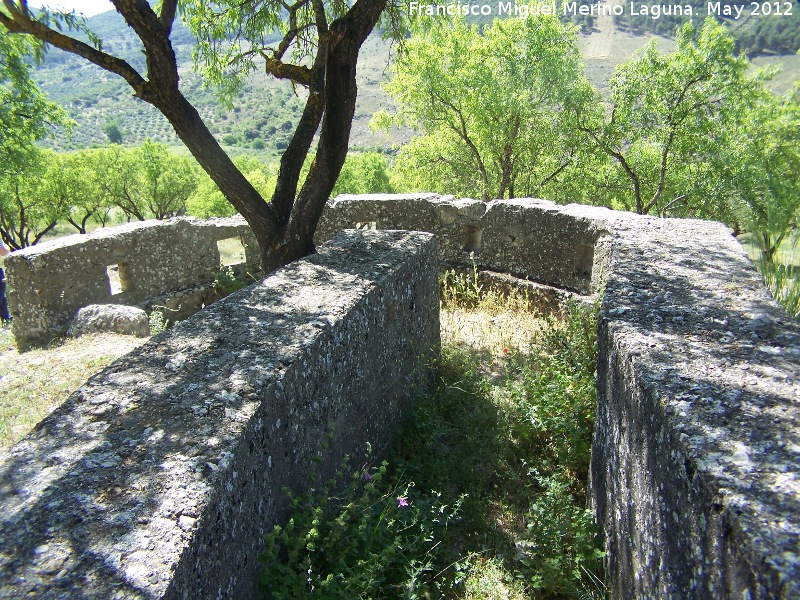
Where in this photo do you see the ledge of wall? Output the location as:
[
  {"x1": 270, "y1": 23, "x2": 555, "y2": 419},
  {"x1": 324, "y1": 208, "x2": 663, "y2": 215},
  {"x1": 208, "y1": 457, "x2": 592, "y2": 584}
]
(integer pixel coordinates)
[
  {"x1": 0, "y1": 229, "x2": 439, "y2": 599},
  {"x1": 5, "y1": 217, "x2": 259, "y2": 349},
  {"x1": 590, "y1": 216, "x2": 800, "y2": 598},
  {"x1": 319, "y1": 195, "x2": 800, "y2": 598}
]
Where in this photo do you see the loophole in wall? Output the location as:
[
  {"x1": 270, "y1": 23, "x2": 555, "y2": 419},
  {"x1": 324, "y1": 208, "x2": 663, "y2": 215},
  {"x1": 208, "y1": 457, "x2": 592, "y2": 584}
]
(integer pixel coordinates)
[
  {"x1": 463, "y1": 225, "x2": 483, "y2": 253},
  {"x1": 217, "y1": 237, "x2": 247, "y2": 267},
  {"x1": 106, "y1": 262, "x2": 133, "y2": 296}
]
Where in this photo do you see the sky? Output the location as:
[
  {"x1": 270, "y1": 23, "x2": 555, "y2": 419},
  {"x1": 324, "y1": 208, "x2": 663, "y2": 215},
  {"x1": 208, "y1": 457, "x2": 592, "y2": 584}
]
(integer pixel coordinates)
[{"x1": 29, "y1": 0, "x2": 115, "y2": 17}]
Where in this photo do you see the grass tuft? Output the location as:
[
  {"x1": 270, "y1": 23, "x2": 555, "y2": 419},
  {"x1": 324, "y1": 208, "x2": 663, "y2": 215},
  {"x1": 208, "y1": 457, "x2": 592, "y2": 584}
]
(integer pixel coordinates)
[{"x1": 260, "y1": 280, "x2": 605, "y2": 598}]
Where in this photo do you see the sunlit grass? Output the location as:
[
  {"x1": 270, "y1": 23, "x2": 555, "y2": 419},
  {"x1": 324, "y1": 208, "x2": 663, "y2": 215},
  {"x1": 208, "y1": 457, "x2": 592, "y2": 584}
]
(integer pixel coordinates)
[{"x1": 0, "y1": 331, "x2": 146, "y2": 453}]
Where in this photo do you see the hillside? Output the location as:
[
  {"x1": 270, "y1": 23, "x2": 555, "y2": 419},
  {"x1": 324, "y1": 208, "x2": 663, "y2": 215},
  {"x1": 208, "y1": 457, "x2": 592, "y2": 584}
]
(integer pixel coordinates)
[
  {"x1": 34, "y1": 11, "x2": 406, "y2": 155},
  {"x1": 33, "y1": 8, "x2": 798, "y2": 156}
]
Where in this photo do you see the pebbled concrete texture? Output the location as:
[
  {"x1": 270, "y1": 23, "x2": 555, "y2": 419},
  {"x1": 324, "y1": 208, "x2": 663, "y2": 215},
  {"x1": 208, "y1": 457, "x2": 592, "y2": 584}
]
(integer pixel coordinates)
[
  {"x1": 0, "y1": 229, "x2": 439, "y2": 599},
  {"x1": 1, "y1": 194, "x2": 798, "y2": 598},
  {"x1": 5, "y1": 217, "x2": 258, "y2": 349},
  {"x1": 316, "y1": 194, "x2": 612, "y2": 296},
  {"x1": 590, "y1": 215, "x2": 800, "y2": 599}
]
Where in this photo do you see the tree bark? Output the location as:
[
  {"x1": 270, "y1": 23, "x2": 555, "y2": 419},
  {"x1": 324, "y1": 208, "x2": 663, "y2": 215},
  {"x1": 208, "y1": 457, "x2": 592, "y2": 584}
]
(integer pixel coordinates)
[
  {"x1": 0, "y1": 0, "x2": 386, "y2": 274},
  {"x1": 263, "y1": 0, "x2": 387, "y2": 271}
]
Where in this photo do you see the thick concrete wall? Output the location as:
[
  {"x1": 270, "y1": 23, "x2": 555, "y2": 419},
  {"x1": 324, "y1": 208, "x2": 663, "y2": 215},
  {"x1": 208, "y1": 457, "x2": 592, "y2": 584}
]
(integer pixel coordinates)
[
  {"x1": 5, "y1": 217, "x2": 258, "y2": 348},
  {"x1": 316, "y1": 194, "x2": 610, "y2": 296},
  {"x1": 0, "y1": 229, "x2": 439, "y2": 599},
  {"x1": 590, "y1": 216, "x2": 800, "y2": 598},
  {"x1": 318, "y1": 195, "x2": 800, "y2": 598}
]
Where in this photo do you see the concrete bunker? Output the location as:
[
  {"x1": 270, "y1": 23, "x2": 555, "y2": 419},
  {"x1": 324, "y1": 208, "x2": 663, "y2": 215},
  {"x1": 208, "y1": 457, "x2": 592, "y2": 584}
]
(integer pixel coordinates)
[
  {"x1": 0, "y1": 196, "x2": 798, "y2": 597},
  {"x1": 4, "y1": 217, "x2": 260, "y2": 349}
]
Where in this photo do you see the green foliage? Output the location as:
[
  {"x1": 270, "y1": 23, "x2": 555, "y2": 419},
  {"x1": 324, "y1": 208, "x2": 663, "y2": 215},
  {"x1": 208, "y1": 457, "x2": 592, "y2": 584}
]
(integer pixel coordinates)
[
  {"x1": 439, "y1": 256, "x2": 483, "y2": 310},
  {"x1": 510, "y1": 302, "x2": 598, "y2": 478},
  {"x1": 148, "y1": 310, "x2": 169, "y2": 336},
  {"x1": 85, "y1": 141, "x2": 200, "y2": 221},
  {"x1": 187, "y1": 155, "x2": 276, "y2": 218},
  {"x1": 378, "y1": 13, "x2": 594, "y2": 201},
  {"x1": 0, "y1": 149, "x2": 70, "y2": 248},
  {"x1": 212, "y1": 265, "x2": 250, "y2": 297},
  {"x1": 103, "y1": 121, "x2": 123, "y2": 144},
  {"x1": 518, "y1": 470, "x2": 605, "y2": 595},
  {"x1": 0, "y1": 35, "x2": 73, "y2": 247},
  {"x1": 260, "y1": 294, "x2": 605, "y2": 598},
  {"x1": 578, "y1": 19, "x2": 761, "y2": 218},
  {"x1": 759, "y1": 258, "x2": 800, "y2": 320},
  {"x1": 259, "y1": 457, "x2": 462, "y2": 598},
  {"x1": 0, "y1": 34, "x2": 71, "y2": 175},
  {"x1": 725, "y1": 88, "x2": 800, "y2": 260},
  {"x1": 331, "y1": 152, "x2": 394, "y2": 197},
  {"x1": 737, "y1": 7, "x2": 800, "y2": 56}
]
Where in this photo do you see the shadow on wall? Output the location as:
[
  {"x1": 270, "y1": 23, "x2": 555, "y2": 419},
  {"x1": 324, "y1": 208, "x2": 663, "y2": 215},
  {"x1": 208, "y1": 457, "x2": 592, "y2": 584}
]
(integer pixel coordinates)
[{"x1": 0, "y1": 230, "x2": 439, "y2": 599}]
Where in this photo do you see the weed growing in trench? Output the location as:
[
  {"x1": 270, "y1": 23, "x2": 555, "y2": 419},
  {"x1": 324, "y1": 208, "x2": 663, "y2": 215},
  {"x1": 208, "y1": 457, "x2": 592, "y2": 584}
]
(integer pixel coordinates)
[
  {"x1": 259, "y1": 290, "x2": 605, "y2": 598},
  {"x1": 258, "y1": 457, "x2": 464, "y2": 599}
]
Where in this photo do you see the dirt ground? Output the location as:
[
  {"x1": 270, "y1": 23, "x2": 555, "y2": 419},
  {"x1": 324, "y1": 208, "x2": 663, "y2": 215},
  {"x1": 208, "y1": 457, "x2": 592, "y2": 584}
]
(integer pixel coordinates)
[{"x1": 0, "y1": 330, "x2": 147, "y2": 453}]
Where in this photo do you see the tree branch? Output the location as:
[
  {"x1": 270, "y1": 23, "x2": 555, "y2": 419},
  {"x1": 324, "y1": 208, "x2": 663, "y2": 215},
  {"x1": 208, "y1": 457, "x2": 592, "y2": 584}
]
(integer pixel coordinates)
[{"x1": 0, "y1": 4, "x2": 147, "y2": 94}]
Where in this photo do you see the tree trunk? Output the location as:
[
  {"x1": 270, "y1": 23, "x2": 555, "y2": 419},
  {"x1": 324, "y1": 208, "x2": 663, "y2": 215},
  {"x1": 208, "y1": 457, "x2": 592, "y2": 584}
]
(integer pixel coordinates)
[
  {"x1": 0, "y1": 0, "x2": 386, "y2": 274},
  {"x1": 264, "y1": 0, "x2": 387, "y2": 272}
]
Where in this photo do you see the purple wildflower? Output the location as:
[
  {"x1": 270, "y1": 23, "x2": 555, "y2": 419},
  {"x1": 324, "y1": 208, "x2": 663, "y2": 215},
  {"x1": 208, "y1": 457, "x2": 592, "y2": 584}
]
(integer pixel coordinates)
[{"x1": 397, "y1": 496, "x2": 409, "y2": 507}]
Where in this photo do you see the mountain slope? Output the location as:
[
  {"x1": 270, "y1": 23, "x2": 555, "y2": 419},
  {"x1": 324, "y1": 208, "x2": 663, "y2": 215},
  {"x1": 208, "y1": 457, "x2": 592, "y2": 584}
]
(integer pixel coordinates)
[
  {"x1": 34, "y1": 11, "x2": 405, "y2": 155},
  {"x1": 33, "y1": 9, "x2": 798, "y2": 156}
]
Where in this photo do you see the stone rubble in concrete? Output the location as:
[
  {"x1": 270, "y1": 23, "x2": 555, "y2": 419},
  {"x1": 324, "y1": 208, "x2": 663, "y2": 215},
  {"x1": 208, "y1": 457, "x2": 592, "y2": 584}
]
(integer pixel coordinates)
[{"x1": 0, "y1": 229, "x2": 439, "y2": 600}]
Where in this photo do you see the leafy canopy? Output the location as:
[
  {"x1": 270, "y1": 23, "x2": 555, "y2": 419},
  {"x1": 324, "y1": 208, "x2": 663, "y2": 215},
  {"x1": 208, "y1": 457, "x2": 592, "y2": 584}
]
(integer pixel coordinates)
[
  {"x1": 578, "y1": 19, "x2": 762, "y2": 217},
  {"x1": 376, "y1": 12, "x2": 593, "y2": 201}
]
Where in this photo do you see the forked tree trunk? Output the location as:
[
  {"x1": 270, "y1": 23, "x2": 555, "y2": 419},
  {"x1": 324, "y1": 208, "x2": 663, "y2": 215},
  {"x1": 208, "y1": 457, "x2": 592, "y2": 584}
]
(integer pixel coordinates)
[{"x1": 0, "y1": 0, "x2": 386, "y2": 274}]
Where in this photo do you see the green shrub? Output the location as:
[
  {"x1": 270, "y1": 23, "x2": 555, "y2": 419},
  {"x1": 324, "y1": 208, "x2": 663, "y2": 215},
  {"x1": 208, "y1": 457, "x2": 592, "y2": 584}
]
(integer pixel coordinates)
[
  {"x1": 257, "y1": 295, "x2": 605, "y2": 599},
  {"x1": 213, "y1": 265, "x2": 248, "y2": 297},
  {"x1": 758, "y1": 257, "x2": 800, "y2": 320},
  {"x1": 259, "y1": 456, "x2": 463, "y2": 599},
  {"x1": 148, "y1": 310, "x2": 168, "y2": 335},
  {"x1": 440, "y1": 254, "x2": 482, "y2": 309}
]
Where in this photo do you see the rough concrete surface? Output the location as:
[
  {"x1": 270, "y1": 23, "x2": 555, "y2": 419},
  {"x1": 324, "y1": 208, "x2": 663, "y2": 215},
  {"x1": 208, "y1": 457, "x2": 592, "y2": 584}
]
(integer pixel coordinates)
[
  {"x1": 5, "y1": 217, "x2": 258, "y2": 349},
  {"x1": 0, "y1": 229, "x2": 439, "y2": 599},
  {"x1": 316, "y1": 194, "x2": 612, "y2": 295},
  {"x1": 1, "y1": 194, "x2": 798, "y2": 598},
  {"x1": 68, "y1": 305, "x2": 150, "y2": 338},
  {"x1": 590, "y1": 215, "x2": 800, "y2": 599},
  {"x1": 319, "y1": 195, "x2": 800, "y2": 598}
]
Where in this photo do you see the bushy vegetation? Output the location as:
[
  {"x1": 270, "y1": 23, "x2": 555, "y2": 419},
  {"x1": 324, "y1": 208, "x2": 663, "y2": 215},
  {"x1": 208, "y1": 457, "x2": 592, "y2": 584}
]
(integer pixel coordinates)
[
  {"x1": 0, "y1": 141, "x2": 199, "y2": 247},
  {"x1": 259, "y1": 282, "x2": 605, "y2": 598}
]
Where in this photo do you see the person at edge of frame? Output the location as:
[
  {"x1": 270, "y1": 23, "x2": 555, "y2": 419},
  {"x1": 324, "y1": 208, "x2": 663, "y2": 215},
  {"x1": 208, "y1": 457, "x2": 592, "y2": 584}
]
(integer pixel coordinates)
[{"x1": 0, "y1": 239, "x2": 11, "y2": 326}]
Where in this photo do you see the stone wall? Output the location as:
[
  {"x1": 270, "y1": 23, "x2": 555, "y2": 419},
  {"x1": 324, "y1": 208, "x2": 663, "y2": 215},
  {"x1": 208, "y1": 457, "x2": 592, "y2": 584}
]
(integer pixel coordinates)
[
  {"x1": 318, "y1": 194, "x2": 800, "y2": 598},
  {"x1": 0, "y1": 229, "x2": 439, "y2": 599},
  {"x1": 2, "y1": 194, "x2": 798, "y2": 597},
  {"x1": 5, "y1": 217, "x2": 259, "y2": 349},
  {"x1": 316, "y1": 194, "x2": 610, "y2": 297},
  {"x1": 590, "y1": 216, "x2": 800, "y2": 598}
]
